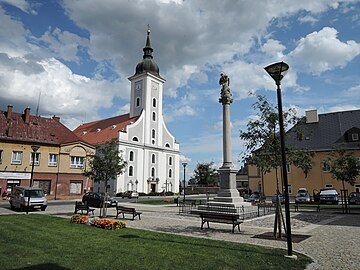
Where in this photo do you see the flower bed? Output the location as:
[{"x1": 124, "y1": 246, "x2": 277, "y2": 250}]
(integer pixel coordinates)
[{"x1": 70, "y1": 214, "x2": 126, "y2": 230}]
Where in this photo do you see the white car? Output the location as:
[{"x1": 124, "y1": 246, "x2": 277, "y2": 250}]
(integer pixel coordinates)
[{"x1": 9, "y1": 186, "x2": 47, "y2": 211}]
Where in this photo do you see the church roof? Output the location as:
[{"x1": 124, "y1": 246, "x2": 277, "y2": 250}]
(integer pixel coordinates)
[
  {"x1": 73, "y1": 113, "x2": 139, "y2": 145},
  {"x1": 133, "y1": 27, "x2": 161, "y2": 78},
  {"x1": 0, "y1": 105, "x2": 82, "y2": 145}
]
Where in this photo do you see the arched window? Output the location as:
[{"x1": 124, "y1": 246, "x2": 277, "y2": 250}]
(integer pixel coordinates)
[
  {"x1": 129, "y1": 151, "x2": 134, "y2": 162},
  {"x1": 152, "y1": 129, "x2": 156, "y2": 139},
  {"x1": 152, "y1": 98, "x2": 157, "y2": 107},
  {"x1": 129, "y1": 165, "x2": 134, "y2": 177},
  {"x1": 152, "y1": 112, "x2": 156, "y2": 121},
  {"x1": 151, "y1": 167, "x2": 155, "y2": 177},
  {"x1": 169, "y1": 156, "x2": 172, "y2": 165},
  {"x1": 151, "y1": 154, "x2": 156, "y2": 163},
  {"x1": 136, "y1": 97, "x2": 140, "y2": 107},
  {"x1": 165, "y1": 143, "x2": 170, "y2": 148},
  {"x1": 168, "y1": 169, "x2": 172, "y2": 178},
  {"x1": 132, "y1": 137, "x2": 139, "y2": 142}
]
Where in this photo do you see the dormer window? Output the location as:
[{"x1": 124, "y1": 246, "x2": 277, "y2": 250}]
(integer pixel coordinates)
[{"x1": 352, "y1": 133, "x2": 359, "y2": 141}]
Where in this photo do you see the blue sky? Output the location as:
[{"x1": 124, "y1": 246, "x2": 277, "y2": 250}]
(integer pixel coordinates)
[{"x1": 1, "y1": 0, "x2": 359, "y2": 179}]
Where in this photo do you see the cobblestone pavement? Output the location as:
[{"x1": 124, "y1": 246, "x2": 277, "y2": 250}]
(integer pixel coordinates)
[
  {"x1": 1, "y1": 201, "x2": 359, "y2": 269},
  {"x1": 104, "y1": 203, "x2": 360, "y2": 270}
]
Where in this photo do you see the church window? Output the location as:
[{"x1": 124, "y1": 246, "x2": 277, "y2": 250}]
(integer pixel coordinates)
[
  {"x1": 132, "y1": 137, "x2": 139, "y2": 142},
  {"x1": 152, "y1": 129, "x2": 156, "y2": 139},
  {"x1": 169, "y1": 156, "x2": 172, "y2": 165},
  {"x1": 165, "y1": 143, "x2": 170, "y2": 148},
  {"x1": 129, "y1": 166, "x2": 134, "y2": 177},
  {"x1": 129, "y1": 151, "x2": 134, "y2": 162},
  {"x1": 151, "y1": 167, "x2": 155, "y2": 177},
  {"x1": 168, "y1": 169, "x2": 172, "y2": 178},
  {"x1": 151, "y1": 154, "x2": 156, "y2": 163},
  {"x1": 152, "y1": 112, "x2": 156, "y2": 121},
  {"x1": 136, "y1": 97, "x2": 140, "y2": 107},
  {"x1": 152, "y1": 98, "x2": 157, "y2": 107}
]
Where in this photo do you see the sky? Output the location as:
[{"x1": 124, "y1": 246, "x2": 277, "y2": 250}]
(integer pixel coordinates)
[{"x1": 0, "y1": 0, "x2": 360, "y2": 179}]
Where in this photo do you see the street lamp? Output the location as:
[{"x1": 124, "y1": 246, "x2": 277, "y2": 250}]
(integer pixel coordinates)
[
  {"x1": 27, "y1": 145, "x2": 40, "y2": 214},
  {"x1": 264, "y1": 61, "x2": 294, "y2": 258},
  {"x1": 182, "y1": 162, "x2": 187, "y2": 202}
]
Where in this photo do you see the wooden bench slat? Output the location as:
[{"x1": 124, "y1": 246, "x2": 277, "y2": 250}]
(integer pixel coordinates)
[
  {"x1": 199, "y1": 212, "x2": 243, "y2": 233},
  {"x1": 74, "y1": 201, "x2": 95, "y2": 215},
  {"x1": 116, "y1": 205, "x2": 142, "y2": 220}
]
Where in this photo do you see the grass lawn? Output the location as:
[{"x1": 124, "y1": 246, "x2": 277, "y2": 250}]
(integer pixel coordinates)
[
  {"x1": 137, "y1": 199, "x2": 175, "y2": 205},
  {"x1": 0, "y1": 215, "x2": 312, "y2": 270}
]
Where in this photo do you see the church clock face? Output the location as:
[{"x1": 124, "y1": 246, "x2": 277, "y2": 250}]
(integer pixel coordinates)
[
  {"x1": 135, "y1": 81, "x2": 142, "y2": 91},
  {"x1": 151, "y1": 81, "x2": 159, "y2": 91}
]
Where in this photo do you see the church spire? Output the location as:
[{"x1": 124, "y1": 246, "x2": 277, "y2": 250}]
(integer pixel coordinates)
[
  {"x1": 143, "y1": 24, "x2": 153, "y2": 59},
  {"x1": 134, "y1": 25, "x2": 160, "y2": 77}
]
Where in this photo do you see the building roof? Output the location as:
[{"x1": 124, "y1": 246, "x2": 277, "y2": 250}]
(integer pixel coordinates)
[
  {"x1": 0, "y1": 106, "x2": 82, "y2": 145},
  {"x1": 287, "y1": 109, "x2": 360, "y2": 151},
  {"x1": 73, "y1": 113, "x2": 139, "y2": 145}
]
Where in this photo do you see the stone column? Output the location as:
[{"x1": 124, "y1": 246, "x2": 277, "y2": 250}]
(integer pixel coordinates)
[{"x1": 213, "y1": 73, "x2": 247, "y2": 206}]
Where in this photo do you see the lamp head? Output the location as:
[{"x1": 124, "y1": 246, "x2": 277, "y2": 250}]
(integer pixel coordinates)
[{"x1": 264, "y1": 61, "x2": 289, "y2": 84}]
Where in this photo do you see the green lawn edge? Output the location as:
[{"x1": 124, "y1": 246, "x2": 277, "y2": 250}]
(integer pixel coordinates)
[{"x1": 0, "y1": 214, "x2": 312, "y2": 270}]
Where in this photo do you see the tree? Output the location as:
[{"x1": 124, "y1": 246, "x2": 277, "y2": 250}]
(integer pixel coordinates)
[
  {"x1": 189, "y1": 162, "x2": 219, "y2": 186},
  {"x1": 240, "y1": 95, "x2": 314, "y2": 192},
  {"x1": 84, "y1": 139, "x2": 127, "y2": 216},
  {"x1": 324, "y1": 147, "x2": 360, "y2": 213},
  {"x1": 240, "y1": 95, "x2": 314, "y2": 238}
]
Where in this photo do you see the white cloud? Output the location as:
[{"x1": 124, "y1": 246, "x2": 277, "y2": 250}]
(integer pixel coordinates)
[
  {"x1": 40, "y1": 27, "x2": 89, "y2": 63},
  {"x1": 298, "y1": 15, "x2": 319, "y2": 24},
  {"x1": 288, "y1": 27, "x2": 360, "y2": 74},
  {"x1": 261, "y1": 39, "x2": 286, "y2": 59},
  {"x1": 0, "y1": 0, "x2": 36, "y2": 14}
]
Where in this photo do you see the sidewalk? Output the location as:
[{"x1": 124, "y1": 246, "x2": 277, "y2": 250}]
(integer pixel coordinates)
[{"x1": 105, "y1": 203, "x2": 360, "y2": 270}]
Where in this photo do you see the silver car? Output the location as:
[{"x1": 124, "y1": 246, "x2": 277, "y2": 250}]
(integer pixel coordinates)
[
  {"x1": 295, "y1": 191, "x2": 311, "y2": 203},
  {"x1": 9, "y1": 186, "x2": 47, "y2": 211}
]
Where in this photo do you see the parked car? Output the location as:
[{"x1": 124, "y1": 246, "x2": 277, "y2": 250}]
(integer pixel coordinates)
[
  {"x1": 295, "y1": 190, "x2": 311, "y2": 203},
  {"x1": 82, "y1": 192, "x2": 118, "y2": 208},
  {"x1": 348, "y1": 192, "x2": 360, "y2": 205},
  {"x1": 120, "y1": 191, "x2": 139, "y2": 199},
  {"x1": 272, "y1": 193, "x2": 284, "y2": 204},
  {"x1": 9, "y1": 186, "x2": 47, "y2": 211},
  {"x1": 244, "y1": 192, "x2": 266, "y2": 203},
  {"x1": 318, "y1": 189, "x2": 339, "y2": 205}
]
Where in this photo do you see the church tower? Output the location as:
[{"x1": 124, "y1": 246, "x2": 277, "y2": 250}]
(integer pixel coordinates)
[
  {"x1": 74, "y1": 28, "x2": 180, "y2": 195},
  {"x1": 118, "y1": 28, "x2": 180, "y2": 194}
]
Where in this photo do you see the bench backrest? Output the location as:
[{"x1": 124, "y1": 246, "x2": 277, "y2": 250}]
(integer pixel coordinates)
[
  {"x1": 116, "y1": 206, "x2": 135, "y2": 212},
  {"x1": 200, "y1": 212, "x2": 239, "y2": 220}
]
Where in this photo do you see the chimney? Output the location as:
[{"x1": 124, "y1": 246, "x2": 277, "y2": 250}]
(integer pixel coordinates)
[
  {"x1": 23, "y1": 107, "x2": 31, "y2": 124},
  {"x1": 52, "y1": 115, "x2": 60, "y2": 122},
  {"x1": 305, "y1": 109, "x2": 318, "y2": 124},
  {"x1": 6, "y1": 104, "x2": 13, "y2": 120}
]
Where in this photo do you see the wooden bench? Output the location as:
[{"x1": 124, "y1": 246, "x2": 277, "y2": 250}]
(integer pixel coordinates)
[
  {"x1": 294, "y1": 202, "x2": 320, "y2": 212},
  {"x1": 199, "y1": 212, "x2": 243, "y2": 233},
  {"x1": 116, "y1": 205, "x2": 142, "y2": 220},
  {"x1": 74, "y1": 201, "x2": 95, "y2": 215}
]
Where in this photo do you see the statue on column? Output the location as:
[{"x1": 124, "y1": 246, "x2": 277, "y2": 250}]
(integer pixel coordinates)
[{"x1": 219, "y1": 72, "x2": 232, "y2": 104}]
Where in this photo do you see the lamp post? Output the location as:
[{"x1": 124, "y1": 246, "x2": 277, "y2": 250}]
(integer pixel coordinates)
[
  {"x1": 27, "y1": 145, "x2": 40, "y2": 214},
  {"x1": 182, "y1": 162, "x2": 187, "y2": 203},
  {"x1": 264, "y1": 61, "x2": 293, "y2": 257}
]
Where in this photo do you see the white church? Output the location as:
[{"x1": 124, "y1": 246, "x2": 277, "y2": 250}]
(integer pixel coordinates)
[{"x1": 74, "y1": 29, "x2": 180, "y2": 195}]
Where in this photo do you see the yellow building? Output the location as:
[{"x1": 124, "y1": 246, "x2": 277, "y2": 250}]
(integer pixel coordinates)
[
  {"x1": 248, "y1": 110, "x2": 360, "y2": 197},
  {"x1": 0, "y1": 105, "x2": 95, "y2": 199}
]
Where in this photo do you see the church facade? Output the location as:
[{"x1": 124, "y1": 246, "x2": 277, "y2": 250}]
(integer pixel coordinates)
[{"x1": 74, "y1": 29, "x2": 180, "y2": 195}]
